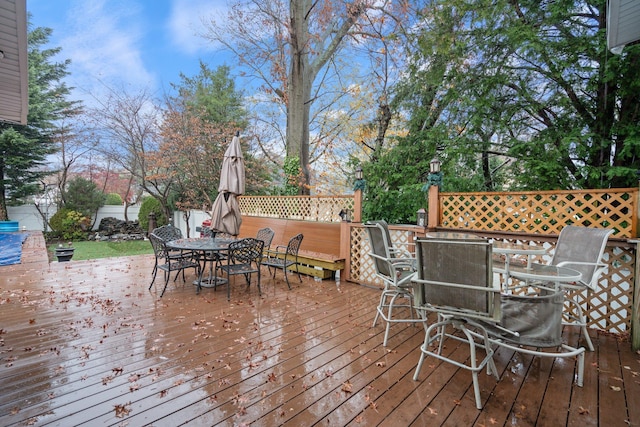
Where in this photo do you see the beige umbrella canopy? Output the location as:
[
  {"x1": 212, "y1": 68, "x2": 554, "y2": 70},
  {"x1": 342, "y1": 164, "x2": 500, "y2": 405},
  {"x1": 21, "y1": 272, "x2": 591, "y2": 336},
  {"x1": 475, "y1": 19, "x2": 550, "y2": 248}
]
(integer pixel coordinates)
[{"x1": 210, "y1": 133, "x2": 245, "y2": 236}]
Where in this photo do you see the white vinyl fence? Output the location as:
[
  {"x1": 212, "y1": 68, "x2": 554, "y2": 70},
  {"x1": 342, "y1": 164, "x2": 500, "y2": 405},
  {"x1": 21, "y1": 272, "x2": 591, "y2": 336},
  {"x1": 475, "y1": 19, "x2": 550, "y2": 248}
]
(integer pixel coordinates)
[
  {"x1": 8, "y1": 205, "x2": 142, "y2": 232},
  {"x1": 7, "y1": 204, "x2": 209, "y2": 237}
]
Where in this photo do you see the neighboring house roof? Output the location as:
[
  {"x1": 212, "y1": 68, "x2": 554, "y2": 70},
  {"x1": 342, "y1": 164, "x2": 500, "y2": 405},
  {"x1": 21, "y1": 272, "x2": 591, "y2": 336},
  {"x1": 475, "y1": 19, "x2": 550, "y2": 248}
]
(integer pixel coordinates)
[
  {"x1": 0, "y1": 0, "x2": 28, "y2": 125},
  {"x1": 608, "y1": 0, "x2": 640, "y2": 53}
]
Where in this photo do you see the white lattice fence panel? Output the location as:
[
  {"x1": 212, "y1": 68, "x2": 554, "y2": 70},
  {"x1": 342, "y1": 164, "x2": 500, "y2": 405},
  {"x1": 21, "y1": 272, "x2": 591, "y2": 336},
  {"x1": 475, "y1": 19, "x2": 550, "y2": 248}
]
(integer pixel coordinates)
[
  {"x1": 349, "y1": 226, "x2": 380, "y2": 286},
  {"x1": 239, "y1": 196, "x2": 354, "y2": 222},
  {"x1": 439, "y1": 188, "x2": 637, "y2": 237}
]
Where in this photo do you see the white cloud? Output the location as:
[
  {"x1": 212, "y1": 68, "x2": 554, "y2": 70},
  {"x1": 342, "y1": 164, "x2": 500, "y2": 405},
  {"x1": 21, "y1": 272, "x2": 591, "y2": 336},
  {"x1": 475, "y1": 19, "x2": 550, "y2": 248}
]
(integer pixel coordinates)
[
  {"x1": 60, "y1": 0, "x2": 156, "y2": 96},
  {"x1": 167, "y1": 0, "x2": 226, "y2": 54}
]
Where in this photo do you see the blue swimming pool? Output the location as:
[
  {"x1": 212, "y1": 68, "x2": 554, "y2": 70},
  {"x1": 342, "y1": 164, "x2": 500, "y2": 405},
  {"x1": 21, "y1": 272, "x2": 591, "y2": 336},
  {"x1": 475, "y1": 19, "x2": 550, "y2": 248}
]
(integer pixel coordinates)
[{"x1": 0, "y1": 232, "x2": 29, "y2": 266}]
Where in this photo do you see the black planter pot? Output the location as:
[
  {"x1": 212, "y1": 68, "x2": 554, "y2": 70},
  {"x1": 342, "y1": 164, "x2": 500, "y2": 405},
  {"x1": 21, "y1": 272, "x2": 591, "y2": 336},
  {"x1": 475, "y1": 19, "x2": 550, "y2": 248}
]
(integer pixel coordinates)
[{"x1": 55, "y1": 247, "x2": 75, "y2": 262}]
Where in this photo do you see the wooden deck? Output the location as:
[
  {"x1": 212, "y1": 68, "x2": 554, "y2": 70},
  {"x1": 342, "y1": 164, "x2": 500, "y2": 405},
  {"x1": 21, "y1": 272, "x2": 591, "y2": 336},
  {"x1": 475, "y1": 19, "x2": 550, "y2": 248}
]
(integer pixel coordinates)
[{"x1": 1, "y1": 232, "x2": 639, "y2": 426}]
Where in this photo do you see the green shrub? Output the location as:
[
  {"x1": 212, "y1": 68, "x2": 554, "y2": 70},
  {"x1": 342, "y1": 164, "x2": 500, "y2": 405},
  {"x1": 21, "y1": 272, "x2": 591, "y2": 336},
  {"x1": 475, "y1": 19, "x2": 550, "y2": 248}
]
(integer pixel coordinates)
[
  {"x1": 49, "y1": 208, "x2": 71, "y2": 238},
  {"x1": 50, "y1": 208, "x2": 90, "y2": 240},
  {"x1": 105, "y1": 193, "x2": 123, "y2": 205},
  {"x1": 138, "y1": 197, "x2": 167, "y2": 231},
  {"x1": 63, "y1": 177, "x2": 106, "y2": 217}
]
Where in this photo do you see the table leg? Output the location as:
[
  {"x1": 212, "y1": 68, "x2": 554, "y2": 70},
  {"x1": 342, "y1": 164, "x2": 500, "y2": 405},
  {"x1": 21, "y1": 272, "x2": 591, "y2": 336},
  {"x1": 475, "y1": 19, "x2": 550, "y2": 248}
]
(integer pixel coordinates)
[{"x1": 194, "y1": 252, "x2": 228, "y2": 292}]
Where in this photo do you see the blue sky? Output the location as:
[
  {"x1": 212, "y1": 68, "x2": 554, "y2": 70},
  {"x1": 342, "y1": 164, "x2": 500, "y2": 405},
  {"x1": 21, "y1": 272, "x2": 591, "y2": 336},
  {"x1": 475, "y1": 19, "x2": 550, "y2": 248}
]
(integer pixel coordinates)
[{"x1": 27, "y1": 0, "x2": 232, "y2": 101}]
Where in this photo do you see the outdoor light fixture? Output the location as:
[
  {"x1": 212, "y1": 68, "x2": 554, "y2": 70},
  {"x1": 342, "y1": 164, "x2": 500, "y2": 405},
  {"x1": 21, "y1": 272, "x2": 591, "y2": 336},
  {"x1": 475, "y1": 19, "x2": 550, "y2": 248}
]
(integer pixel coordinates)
[
  {"x1": 429, "y1": 157, "x2": 441, "y2": 174},
  {"x1": 353, "y1": 165, "x2": 366, "y2": 192},
  {"x1": 0, "y1": 50, "x2": 4, "y2": 60},
  {"x1": 423, "y1": 156, "x2": 443, "y2": 191},
  {"x1": 417, "y1": 208, "x2": 427, "y2": 227}
]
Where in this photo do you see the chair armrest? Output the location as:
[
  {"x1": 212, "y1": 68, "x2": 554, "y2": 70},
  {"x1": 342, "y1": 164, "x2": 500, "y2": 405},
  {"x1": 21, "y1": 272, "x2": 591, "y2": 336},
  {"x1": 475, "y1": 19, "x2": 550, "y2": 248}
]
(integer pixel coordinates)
[
  {"x1": 266, "y1": 245, "x2": 287, "y2": 255},
  {"x1": 369, "y1": 252, "x2": 415, "y2": 271},
  {"x1": 555, "y1": 261, "x2": 607, "y2": 290},
  {"x1": 555, "y1": 261, "x2": 606, "y2": 268}
]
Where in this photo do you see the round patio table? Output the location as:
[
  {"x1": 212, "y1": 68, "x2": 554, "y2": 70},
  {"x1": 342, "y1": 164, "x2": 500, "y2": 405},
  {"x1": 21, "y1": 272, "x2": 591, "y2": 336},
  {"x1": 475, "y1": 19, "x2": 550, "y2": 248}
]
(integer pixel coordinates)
[
  {"x1": 166, "y1": 237, "x2": 238, "y2": 293},
  {"x1": 492, "y1": 241, "x2": 548, "y2": 290},
  {"x1": 504, "y1": 262, "x2": 582, "y2": 292}
]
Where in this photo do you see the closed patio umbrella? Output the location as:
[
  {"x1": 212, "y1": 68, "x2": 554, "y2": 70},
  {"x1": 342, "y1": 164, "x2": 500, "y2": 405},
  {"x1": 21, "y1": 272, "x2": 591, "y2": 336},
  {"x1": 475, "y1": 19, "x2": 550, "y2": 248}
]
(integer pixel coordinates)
[{"x1": 210, "y1": 133, "x2": 245, "y2": 236}]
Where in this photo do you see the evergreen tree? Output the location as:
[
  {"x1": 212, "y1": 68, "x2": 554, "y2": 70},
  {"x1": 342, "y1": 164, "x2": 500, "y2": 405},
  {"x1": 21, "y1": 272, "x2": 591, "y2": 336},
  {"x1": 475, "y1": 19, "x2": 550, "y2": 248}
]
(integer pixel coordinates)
[{"x1": 0, "y1": 23, "x2": 80, "y2": 220}]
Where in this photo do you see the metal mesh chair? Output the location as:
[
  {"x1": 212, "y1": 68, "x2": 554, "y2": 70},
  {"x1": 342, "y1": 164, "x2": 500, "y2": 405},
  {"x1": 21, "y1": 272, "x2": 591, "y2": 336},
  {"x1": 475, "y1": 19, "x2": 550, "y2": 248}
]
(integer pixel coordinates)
[
  {"x1": 256, "y1": 227, "x2": 275, "y2": 251},
  {"x1": 218, "y1": 237, "x2": 264, "y2": 300},
  {"x1": 262, "y1": 233, "x2": 303, "y2": 289},
  {"x1": 149, "y1": 225, "x2": 196, "y2": 283},
  {"x1": 148, "y1": 232, "x2": 201, "y2": 297}
]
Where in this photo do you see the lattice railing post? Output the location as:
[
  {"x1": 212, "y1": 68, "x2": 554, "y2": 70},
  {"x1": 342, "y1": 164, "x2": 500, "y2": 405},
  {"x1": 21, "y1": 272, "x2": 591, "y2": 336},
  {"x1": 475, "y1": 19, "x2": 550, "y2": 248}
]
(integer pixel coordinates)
[{"x1": 429, "y1": 184, "x2": 439, "y2": 228}]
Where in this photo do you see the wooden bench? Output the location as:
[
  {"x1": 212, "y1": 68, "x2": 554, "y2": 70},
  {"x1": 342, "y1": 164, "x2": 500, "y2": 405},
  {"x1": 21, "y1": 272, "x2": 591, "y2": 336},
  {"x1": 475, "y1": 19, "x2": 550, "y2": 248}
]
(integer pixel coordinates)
[{"x1": 238, "y1": 216, "x2": 345, "y2": 279}]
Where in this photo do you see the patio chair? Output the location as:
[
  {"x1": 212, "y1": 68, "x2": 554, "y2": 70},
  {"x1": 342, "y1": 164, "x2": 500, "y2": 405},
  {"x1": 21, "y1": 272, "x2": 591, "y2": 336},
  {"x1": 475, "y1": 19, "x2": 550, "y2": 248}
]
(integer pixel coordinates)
[
  {"x1": 152, "y1": 224, "x2": 183, "y2": 242},
  {"x1": 218, "y1": 237, "x2": 264, "y2": 300},
  {"x1": 262, "y1": 233, "x2": 304, "y2": 289},
  {"x1": 366, "y1": 220, "x2": 413, "y2": 259},
  {"x1": 256, "y1": 227, "x2": 275, "y2": 251},
  {"x1": 150, "y1": 224, "x2": 196, "y2": 281},
  {"x1": 547, "y1": 225, "x2": 614, "y2": 351},
  {"x1": 411, "y1": 238, "x2": 501, "y2": 409},
  {"x1": 148, "y1": 232, "x2": 201, "y2": 297},
  {"x1": 365, "y1": 222, "x2": 417, "y2": 347},
  {"x1": 412, "y1": 238, "x2": 585, "y2": 409}
]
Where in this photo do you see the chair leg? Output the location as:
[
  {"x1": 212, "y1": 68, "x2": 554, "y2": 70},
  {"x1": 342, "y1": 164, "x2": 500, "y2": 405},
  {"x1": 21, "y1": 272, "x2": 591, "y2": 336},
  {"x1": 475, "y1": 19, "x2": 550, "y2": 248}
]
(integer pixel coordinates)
[
  {"x1": 575, "y1": 306, "x2": 595, "y2": 351},
  {"x1": 256, "y1": 270, "x2": 262, "y2": 295},
  {"x1": 564, "y1": 295, "x2": 595, "y2": 351},
  {"x1": 383, "y1": 292, "x2": 402, "y2": 347},
  {"x1": 149, "y1": 267, "x2": 159, "y2": 290},
  {"x1": 372, "y1": 291, "x2": 386, "y2": 327},
  {"x1": 283, "y1": 267, "x2": 292, "y2": 290},
  {"x1": 160, "y1": 271, "x2": 170, "y2": 297}
]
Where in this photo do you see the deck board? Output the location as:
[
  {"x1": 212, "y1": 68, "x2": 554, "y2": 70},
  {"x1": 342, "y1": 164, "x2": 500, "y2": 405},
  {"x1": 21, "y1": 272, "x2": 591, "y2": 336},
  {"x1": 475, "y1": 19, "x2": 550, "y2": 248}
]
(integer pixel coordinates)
[{"x1": 0, "y1": 232, "x2": 639, "y2": 426}]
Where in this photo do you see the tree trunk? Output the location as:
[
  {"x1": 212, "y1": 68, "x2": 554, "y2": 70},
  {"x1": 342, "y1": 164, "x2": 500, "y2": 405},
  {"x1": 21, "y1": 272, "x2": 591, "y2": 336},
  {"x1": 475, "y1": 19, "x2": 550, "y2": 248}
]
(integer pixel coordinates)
[{"x1": 287, "y1": 0, "x2": 312, "y2": 194}]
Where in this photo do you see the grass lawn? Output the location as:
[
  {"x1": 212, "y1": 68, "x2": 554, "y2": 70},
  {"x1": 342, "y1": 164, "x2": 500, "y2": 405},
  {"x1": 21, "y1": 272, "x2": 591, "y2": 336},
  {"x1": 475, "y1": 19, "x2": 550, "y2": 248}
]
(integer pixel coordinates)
[{"x1": 48, "y1": 239, "x2": 154, "y2": 261}]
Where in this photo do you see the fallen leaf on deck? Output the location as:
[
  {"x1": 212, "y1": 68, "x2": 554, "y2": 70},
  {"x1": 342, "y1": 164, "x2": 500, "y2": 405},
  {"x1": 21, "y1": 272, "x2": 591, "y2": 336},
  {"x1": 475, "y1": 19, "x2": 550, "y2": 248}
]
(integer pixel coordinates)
[{"x1": 114, "y1": 402, "x2": 131, "y2": 418}]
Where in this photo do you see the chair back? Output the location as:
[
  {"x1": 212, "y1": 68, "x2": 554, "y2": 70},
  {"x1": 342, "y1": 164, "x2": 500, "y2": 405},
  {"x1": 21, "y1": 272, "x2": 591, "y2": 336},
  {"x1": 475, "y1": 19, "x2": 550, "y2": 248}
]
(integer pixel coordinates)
[
  {"x1": 256, "y1": 227, "x2": 275, "y2": 250},
  {"x1": 152, "y1": 224, "x2": 183, "y2": 242},
  {"x1": 366, "y1": 220, "x2": 406, "y2": 259},
  {"x1": 414, "y1": 238, "x2": 500, "y2": 322},
  {"x1": 551, "y1": 225, "x2": 613, "y2": 289},
  {"x1": 498, "y1": 290, "x2": 564, "y2": 347},
  {"x1": 228, "y1": 238, "x2": 264, "y2": 265},
  {"x1": 149, "y1": 232, "x2": 169, "y2": 260},
  {"x1": 365, "y1": 222, "x2": 394, "y2": 279},
  {"x1": 286, "y1": 233, "x2": 304, "y2": 259}
]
